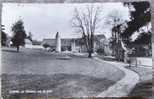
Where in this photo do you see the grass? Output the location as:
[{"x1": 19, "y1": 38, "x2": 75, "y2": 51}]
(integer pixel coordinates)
[
  {"x1": 2, "y1": 47, "x2": 125, "y2": 98},
  {"x1": 2, "y1": 73, "x2": 115, "y2": 98}
]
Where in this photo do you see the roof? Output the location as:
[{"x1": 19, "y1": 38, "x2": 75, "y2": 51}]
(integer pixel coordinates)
[
  {"x1": 42, "y1": 39, "x2": 55, "y2": 46},
  {"x1": 32, "y1": 40, "x2": 42, "y2": 45},
  {"x1": 42, "y1": 38, "x2": 72, "y2": 47},
  {"x1": 42, "y1": 34, "x2": 106, "y2": 47}
]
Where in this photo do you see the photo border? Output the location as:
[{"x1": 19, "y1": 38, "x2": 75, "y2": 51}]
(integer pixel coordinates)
[{"x1": 0, "y1": 0, "x2": 153, "y2": 99}]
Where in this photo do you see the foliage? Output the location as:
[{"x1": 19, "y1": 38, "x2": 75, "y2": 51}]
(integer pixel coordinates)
[
  {"x1": 42, "y1": 43, "x2": 50, "y2": 48},
  {"x1": 96, "y1": 48, "x2": 104, "y2": 55},
  {"x1": 108, "y1": 1, "x2": 151, "y2": 59},
  {"x1": 106, "y1": 10, "x2": 126, "y2": 60},
  {"x1": 122, "y1": 1, "x2": 151, "y2": 45},
  {"x1": 11, "y1": 20, "x2": 27, "y2": 51},
  {"x1": 133, "y1": 31, "x2": 151, "y2": 45}
]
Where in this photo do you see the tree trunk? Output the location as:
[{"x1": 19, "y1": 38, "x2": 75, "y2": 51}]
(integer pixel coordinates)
[
  {"x1": 17, "y1": 46, "x2": 19, "y2": 52},
  {"x1": 91, "y1": 34, "x2": 94, "y2": 53},
  {"x1": 88, "y1": 51, "x2": 92, "y2": 58}
]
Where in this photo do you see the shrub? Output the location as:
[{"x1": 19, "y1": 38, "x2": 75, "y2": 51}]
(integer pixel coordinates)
[
  {"x1": 42, "y1": 43, "x2": 50, "y2": 48},
  {"x1": 96, "y1": 48, "x2": 105, "y2": 55}
]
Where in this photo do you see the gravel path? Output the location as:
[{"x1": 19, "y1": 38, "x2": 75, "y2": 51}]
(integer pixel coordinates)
[
  {"x1": 127, "y1": 66, "x2": 153, "y2": 99},
  {"x1": 95, "y1": 58, "x2": 139, "y2": 97}
]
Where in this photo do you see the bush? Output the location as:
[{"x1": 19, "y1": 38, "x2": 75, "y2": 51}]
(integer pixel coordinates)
[
  {"x1": 42, "y1": 43, "x2": 50, "y2": 48},
  {"x1": 96, "y1": 48, "x2": 104, "y2": 55}
]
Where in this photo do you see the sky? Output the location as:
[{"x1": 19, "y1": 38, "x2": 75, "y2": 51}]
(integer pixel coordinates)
[{"x1": 2, "y1": 3, "x2": 130, "y2": 41}]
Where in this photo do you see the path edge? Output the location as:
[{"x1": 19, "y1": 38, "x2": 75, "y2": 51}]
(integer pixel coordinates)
[{"x1": 94, "y1": 57, "x2": 140, "y2": 97}]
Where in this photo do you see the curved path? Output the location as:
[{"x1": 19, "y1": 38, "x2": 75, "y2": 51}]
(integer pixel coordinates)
[{"x1": 95, "y1": 58, "x2": 140, "y2": 97}]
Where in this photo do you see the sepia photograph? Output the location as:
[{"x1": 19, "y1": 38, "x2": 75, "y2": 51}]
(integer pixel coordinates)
[{"x1": 1, "y1": 1, "x2": 152, "y2": 99}]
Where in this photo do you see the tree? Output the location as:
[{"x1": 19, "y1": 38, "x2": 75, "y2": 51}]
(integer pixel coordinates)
[
  {"x1": 11, "y1": 20, "x2": 27, "y2": 52},
  {"x1": 108, "y1": 1, "x2": 151, "y2": 60},
  {"x1": 122, "y1": 1, "x2": 151, "y2": 46},
  {"x1": 72, "y1": 5, "x2": 102, "y2": 57},
  {"x1": 107, "y1": 1, "x2": 151, "y2": 61},
  {"x1": 105, "y1": 10, "x2": 128, "y2": 61},
  {"x1": 120, "y1": 1, "x2": 151, "y2": 57}
]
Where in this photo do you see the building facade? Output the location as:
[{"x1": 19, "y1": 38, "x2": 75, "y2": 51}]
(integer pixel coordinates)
[{"x1": 42, "y1": 34, "x2": 111, "y2": 55}]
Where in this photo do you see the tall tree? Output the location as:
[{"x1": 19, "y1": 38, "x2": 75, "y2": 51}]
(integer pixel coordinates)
[
  {"x1": 11, "y1": 20, "x2": 27, "y2": 52},
  {"x1": 111, "y1": 1, "x2": 152, "y2": 58},
  {"x1": 72, "y1": 5, "x2": 102, "y2": 57},
  {"x1": 122, "y1": 1, "x2": 151, "y2": 45},
  {"x1": 105, "y1": 10, "x2": 129, "y2": 61}
]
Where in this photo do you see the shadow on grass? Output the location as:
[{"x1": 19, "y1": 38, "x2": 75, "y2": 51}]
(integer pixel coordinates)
[
  {"x1": 129, "y1": 80, "x2": 152, "y2": 99},
  {"x1": 2, "y1": 49, "x2": 19, "y2": 53},
  {"x1": 1, "y1": 73, "x2": 115, "y2": 98}
]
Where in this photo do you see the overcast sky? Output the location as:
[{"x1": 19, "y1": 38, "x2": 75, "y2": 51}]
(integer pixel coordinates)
[{"x1": 2, "y1": 3, "x2": 130, "y2": 41}]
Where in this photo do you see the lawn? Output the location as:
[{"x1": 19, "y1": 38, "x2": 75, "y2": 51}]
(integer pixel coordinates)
[
  {"x1": 2, "y1": 73, "x2": 115, "y2": 98},
  {"x1": 1, "y1": 47, "x2": 125, "y2": 98}
]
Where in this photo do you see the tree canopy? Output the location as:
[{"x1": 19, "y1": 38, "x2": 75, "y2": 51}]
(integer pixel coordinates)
[
  {"x1": 122, "y1": 1, "x2": 151, "y2": 45},
  {"x1": 11, "y1": 19, "x2": 27, "y2": 51}
]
